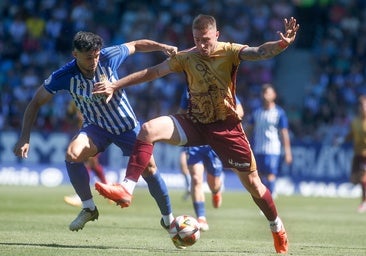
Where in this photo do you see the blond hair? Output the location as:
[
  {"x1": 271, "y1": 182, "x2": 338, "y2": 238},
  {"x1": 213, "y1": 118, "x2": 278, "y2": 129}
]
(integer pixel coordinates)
[{"x1": 192, "y1": 14, "x2": 217, "y2": 31}]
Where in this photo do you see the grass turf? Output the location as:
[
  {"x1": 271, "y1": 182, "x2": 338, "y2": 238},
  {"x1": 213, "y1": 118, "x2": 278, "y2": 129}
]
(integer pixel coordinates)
[{"x1": 0, "y1": 185, "x2": 365, "y2": 256}]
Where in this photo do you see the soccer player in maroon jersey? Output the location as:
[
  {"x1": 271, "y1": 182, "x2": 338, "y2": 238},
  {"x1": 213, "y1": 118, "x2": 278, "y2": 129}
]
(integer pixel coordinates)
[
  {"x1": 93, "y1": 15, "x2": 299, "y2": 253},
  {"x1": 344, "y1": 95, "x2": 366, "y2": 213}
]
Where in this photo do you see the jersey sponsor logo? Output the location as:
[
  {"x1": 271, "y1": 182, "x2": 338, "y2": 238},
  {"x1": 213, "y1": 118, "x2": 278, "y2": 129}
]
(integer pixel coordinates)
[
  {"x1": 77, "y1": 93, "x2": 105, "y2": 104},
  {"x1": 93, "y1": 93, "x2": 106, "y2": 102},
  {"x1": 228, "y1": 158, "x2": 250, "y2": 168}
]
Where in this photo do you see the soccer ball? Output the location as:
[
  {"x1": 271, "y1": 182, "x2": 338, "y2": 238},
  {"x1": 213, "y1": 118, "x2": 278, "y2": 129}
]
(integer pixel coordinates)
[{"x1": 170, "y1": 215, "x2": 200, "y2": 247}]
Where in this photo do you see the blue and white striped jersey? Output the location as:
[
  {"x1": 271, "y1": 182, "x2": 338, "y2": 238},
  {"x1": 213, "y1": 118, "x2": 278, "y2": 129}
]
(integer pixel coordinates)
[
  {"x1": 250, "y1": 105, "x2": 288, "y2": 155},
  {"x1": 44, "y1": 44, "x2": 138, "y2": 135}
]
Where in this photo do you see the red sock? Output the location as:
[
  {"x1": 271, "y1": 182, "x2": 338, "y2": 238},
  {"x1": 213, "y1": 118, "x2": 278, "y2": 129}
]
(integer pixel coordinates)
[
  {"x1": 252, "y1": 188, "x2": 278, "y2": 221},
  {"x1": 125, "y1": 139, "x2": 154, "y2": 182},
  {"x1": 92, "y1": 164, "x2": 107, "y2": 184},
  {"x1": 361, "y1": 181, "x2": 366, "y2": 202}
]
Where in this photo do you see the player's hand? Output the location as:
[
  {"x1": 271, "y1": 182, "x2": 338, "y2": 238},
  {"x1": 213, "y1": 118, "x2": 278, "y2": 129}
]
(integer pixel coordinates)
[
  {"x1": 278, "y1": 17, "x2": 299, "y2": 46},
  {"x1": 285, "y1": 153, "x2": 292, "y2": 165},
  {"x1": 163, "y1": 45, "x2": 178, "y2": 57},
  {"x1": 93, "y1": 80, "x2": 115, "y2": 103},
  {"x1": 13, "y1": 141, "x2": 30, "y2": 159}
]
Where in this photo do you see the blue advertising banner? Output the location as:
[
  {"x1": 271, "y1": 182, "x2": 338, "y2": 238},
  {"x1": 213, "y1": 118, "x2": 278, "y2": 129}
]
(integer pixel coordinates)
[{"x1": 0, "y1": 132, "x2": 360, "y2": 197}]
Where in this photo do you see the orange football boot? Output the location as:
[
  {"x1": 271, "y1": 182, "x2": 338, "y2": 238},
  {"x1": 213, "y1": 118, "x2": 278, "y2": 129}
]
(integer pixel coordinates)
[
  {"x1": 272, "y1": 227, "x2": 289, "y2": 254},
  {"x1": 95, "y1": 182, "x2": 132, "y2": 208},
  {"x1": 212, "y1": 192, "x2": 222, "y2": 208}
]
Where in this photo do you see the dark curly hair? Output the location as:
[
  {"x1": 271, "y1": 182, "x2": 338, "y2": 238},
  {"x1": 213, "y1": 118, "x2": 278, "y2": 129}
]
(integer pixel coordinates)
[{"x1": 72, "y1": 31, "x2": 103, "y2": 52}]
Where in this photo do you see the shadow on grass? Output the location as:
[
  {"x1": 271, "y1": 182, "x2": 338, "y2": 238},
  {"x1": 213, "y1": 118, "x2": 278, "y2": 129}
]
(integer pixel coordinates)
[
  {"x1": 0, "y1": 242, "x2": 254, "y2": 254},
  {"x1": 0, "y1": 242, "x2": 113, "y2": 250},
  {"x1": 3, "y1": 242, "x2": 365, "y2": 255}
]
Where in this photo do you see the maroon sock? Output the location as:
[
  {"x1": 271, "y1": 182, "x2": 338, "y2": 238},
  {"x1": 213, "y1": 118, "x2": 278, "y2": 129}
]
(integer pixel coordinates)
[
  {"x1": 125, "y1": 139, "x2": 154, "y2": 182},
  {"x1": 361, "y1": 181, "x2": 366, "y2": 202},
  {"x1": 92, "y1": 164, "x2": 107, "y2": 184},
  {"x1": 252, "y1": 188, "x2": 278, "y2": 221}
]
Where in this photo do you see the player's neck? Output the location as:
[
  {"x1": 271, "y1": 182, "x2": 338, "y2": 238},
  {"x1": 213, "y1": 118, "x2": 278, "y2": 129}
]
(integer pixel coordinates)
[
  {"x1": 264, "y1": 102, "x2": 275, "y2": 109},
  {"x1": 76, "y1": 63, "x2": 95, "y2": 79}
]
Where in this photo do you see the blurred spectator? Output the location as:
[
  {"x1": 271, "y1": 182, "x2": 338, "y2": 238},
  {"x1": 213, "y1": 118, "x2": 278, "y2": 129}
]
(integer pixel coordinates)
[{"x1": 1, "y1": 0, "x2": 365, "y2": 145}]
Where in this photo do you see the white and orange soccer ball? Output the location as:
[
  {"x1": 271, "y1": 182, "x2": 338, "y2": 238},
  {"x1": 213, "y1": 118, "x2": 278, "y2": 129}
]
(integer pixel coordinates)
[{"x1": 170, "y1": 215, "x2": 201, "y2": 247}]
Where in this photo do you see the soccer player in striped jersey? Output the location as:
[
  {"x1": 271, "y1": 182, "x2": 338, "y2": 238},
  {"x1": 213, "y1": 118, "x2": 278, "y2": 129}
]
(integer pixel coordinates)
[
  {"x1": 93, "y1": 15, "x2": 299, "y2": 253},
  {"x1": 13, "y1": 31, "x2": 177, "y2": 233},
  {"x1": 247, "y1": 84, "x2": 292, "y2": 197}
]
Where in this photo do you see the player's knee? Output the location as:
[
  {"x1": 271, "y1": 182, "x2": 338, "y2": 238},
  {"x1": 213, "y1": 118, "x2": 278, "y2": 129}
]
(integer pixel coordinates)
[
  {"x1": 211, "y1": 183, "x2": 221, "y2": 193},
  {"x1": 242, "y1": 176, "x2": 265, "y2": 198},
  {"x1": 191, "y1": 176, "x2": 202, "y2": 186},
  {"x1": 246, "y1": 184, "x2": 261, "y2": 198},
  {"x1": 65, "y1": 153, "x2": 79, "y2": 162},
  {"x1": 65, "y1": 149, "x2": 84, "y2": 162},
  {"x1": 140, "y1": 122, "x2": 154, "y2": 137}
]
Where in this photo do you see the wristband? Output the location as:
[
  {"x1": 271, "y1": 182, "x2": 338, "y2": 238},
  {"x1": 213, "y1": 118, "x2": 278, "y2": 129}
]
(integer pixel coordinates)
[{"x1": 278, "y1": 40, "x2": 289, "y2": 49}]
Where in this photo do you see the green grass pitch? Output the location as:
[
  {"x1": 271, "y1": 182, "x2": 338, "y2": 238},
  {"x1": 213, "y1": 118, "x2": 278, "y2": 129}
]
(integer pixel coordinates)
[{"x1": 0, "y1": 185, "x2": 365, "y2": 256}]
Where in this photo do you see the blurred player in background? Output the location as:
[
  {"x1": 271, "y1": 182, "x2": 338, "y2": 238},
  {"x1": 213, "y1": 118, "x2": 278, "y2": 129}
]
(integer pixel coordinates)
[
  {"x1": 13, "y1": 31, "x2": 178, "y2": 235},
  {"x1": 247, "y1": 84, "x2": 292, "y2": 197},
  {"x1": 343, "y1": 95, "x2": 366, "y2": 213},
  {"x1": 186, "y1": 145, "x2": 222, "y2": 231},
  {"x1": 179, "y1": 148, "x2": 191, "y2": 200},
  {"x1": 64, "y1": 101, "x2": 108, "y2": 207},
  {"x1": 93, "y1": 15, "x2": 299, "y2": 253}
]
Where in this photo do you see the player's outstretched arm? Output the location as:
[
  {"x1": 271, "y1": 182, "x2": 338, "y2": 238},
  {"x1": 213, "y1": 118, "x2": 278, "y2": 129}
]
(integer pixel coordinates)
[
  {"x1": 281, "y1": 128, "x2": 293, "y2": 164},
  {"x1": 93, "y1": 60, "x2": 172, "y2": 103},
  {"x1": 240, "y1": 17, "x2": 299, "y2": 61},
  {"x1": 13, "y1": 86, "x2": 53, "y2": 158},
  {"x1": 125, "y1": 39, "x2": 177, "y2": 57}
]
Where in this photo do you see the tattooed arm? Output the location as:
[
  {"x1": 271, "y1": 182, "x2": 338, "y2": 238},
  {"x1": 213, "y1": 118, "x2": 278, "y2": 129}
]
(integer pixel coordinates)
[{"x1": 240, "y1": 17, "x2": 299, "y2": 61}]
